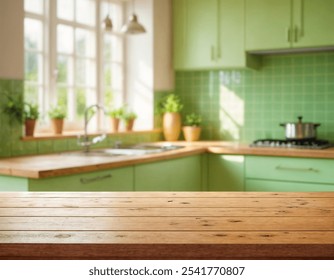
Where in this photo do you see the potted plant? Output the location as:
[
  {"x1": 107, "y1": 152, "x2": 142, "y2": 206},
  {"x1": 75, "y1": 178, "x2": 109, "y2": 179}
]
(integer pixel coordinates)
[
  {"x1": 182, "y1": 113, "x2": 202, "y2": 142},
  {"x1": 48, "y1": 105, "x2": 67, "y2": 135},
  {"x1": 106, "y1": 107, "x2": 124, "y2": 132},
  {"x1": 3, "y1": 94, "x2": 39, "y2": 137},
  {"x1": 23, "y1": 103, "x2": 39, "y2": 137},
  {"x1": 159, "y1": 93, "x2": 183, "y2": 141},
  {"x1": 3, "y1": 93, "x2": 24, "y2": 124},
  {"x1": 122, "y1": 111, "x2": 137, "y2": 131}
]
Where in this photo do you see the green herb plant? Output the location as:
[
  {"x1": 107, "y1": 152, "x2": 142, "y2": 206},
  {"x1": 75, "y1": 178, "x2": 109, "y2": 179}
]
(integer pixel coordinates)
[
  {"x1": 122, "y1": 111, "x2": 137, "y2": 125},
  {"x1": 159, "y1": 94, "x2": 183, "y2": 113},
  {"x1": 184, "y1": 113, "x2": 202, "y2": 127},
  {"x1": 48, "y1": 105, "x2": 67, "y2": 119},
  {"x1": 24, "y1": 103, "x2": 39, "y2": 120},
  {"x1": 3, "y1": 93, "x2": 39, "y2": 123},
  {"x1": 106, "y1": 106, "x2": 125, "y2": 119}
]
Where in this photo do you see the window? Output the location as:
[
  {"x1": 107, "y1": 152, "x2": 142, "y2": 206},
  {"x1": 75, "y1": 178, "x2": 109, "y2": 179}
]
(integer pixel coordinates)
[{"x1": 24, "y1": 0, "x2": 125, "y2": 132}]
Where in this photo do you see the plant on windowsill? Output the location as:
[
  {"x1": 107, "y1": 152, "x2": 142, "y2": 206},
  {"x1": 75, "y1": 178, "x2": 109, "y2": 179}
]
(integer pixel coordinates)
[
  {"x1": 106, "y1": 106, "x2": 125, "y2": 132},
  {"x1": 2, "y1": 93, "x2": 39, "y2": 137},
  {"x1": 182, "y1": 113, "x2": 202, "y2": 142},
  {"x1": 122, "y1": 111, "x2": 137, "y2": 132},
  {"x1": 159, "y1": 93, "x2": 183, "y2": 141},
  {"x1": 48, "y1": 105, "x2": 67, "y2": 135},
  {"x1": 23, "y1": 103, "x2": 39, "y2": 137}
]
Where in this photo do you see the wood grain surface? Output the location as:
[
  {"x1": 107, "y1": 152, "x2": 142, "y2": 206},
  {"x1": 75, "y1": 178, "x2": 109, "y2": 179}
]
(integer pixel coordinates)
[{"x1": 0, "y1": 192, "x2": 333, "y2": 259}]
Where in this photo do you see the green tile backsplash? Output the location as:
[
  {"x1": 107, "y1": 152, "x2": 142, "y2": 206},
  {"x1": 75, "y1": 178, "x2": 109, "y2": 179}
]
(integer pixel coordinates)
[{"x1": 175, "y1": 52, "x2": 334, "y2": 142}]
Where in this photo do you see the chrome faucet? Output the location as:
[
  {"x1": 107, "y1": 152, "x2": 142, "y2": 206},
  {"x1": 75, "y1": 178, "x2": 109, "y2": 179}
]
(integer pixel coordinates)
[{"x1": 77, "y1": 104, "x2": 107, "y2": 152}]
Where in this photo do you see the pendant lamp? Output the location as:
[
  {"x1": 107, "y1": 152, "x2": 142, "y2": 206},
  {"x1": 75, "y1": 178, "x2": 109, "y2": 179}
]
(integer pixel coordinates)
[
  {"x1": 121, "y1": 0, "x2": 146, "y2": 34},
  {"x1": 102, "y1": 2, "x2": 113, "y2": 31}
]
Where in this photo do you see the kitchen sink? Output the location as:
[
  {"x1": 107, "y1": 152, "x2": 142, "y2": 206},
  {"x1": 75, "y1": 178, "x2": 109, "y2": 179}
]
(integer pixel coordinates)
[{"x1": 61, "y1": 144, "x2": 184, "y2": 157}]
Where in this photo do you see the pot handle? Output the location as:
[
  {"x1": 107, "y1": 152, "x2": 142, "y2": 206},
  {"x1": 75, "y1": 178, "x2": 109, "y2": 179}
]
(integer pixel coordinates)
[
  {"x1": 279, "y1": 123, "x2": 285, "y2": 127},
  {"x1": 314, "y1": 123, "x2": 321, "y2": 127}
]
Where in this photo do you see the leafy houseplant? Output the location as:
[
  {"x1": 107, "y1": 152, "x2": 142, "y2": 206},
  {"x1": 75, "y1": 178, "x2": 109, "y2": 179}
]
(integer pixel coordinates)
[
  {"x1": 2, "y1": 93, "x2": 39, "y2": 136},
  {"x1": 23, "y1": 103, "x2": 39, "y2": 137},
  {"x1": 106, "y1": 107, "x2": 125, "y2": 132},
  {"x1": 159, "y1": 94, "x2": 184, "y2": 113},
  {"x1": 3, "y1": 93, "x2": 24, "y2": 124},
  {"x1": 159, "y1": 94, "x2": 184, "y2": 141},
  {"x1": 182, "y1": 113, "x2": 202, "y2": 142},
  {"x1": 48, "y1": 105, "x2": 67, "y2": 135},
  {"x1": 122, "y1": 111, "x2": 137, "y2": 131},
  {"x1": 184, "y1": 113, "x2": 202, "y2": 127}
]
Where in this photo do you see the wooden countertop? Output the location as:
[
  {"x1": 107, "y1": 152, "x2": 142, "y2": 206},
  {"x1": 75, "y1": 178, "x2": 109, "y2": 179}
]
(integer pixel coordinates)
[
  {"x1": 1, "y1": 141, "x2": 334, "y2": 179},
  {"x1": 0, "y1": 146, "x2": 206, "y2": 178},
  {"x1": 0, "y1": 192, "x2": 333, "y2": 259}
]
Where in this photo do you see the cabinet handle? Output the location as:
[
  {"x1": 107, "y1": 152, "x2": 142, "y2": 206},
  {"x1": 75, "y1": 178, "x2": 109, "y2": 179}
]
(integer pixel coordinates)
[
  {"x1": 211, "y1": 45, "x2": 215, "y2": 61},
  {"x1": 286, "y1": 27, "x2": 292, "y2": 43},
  {"x1": 275, "y1": 165, "x2": 319, "y2": 173},
  {"x1": 294, "y1": 26, "x2": 299, "y2": 42},
  {"x1": 80, "y1": 174, "x2": 112, "y2": 184}
]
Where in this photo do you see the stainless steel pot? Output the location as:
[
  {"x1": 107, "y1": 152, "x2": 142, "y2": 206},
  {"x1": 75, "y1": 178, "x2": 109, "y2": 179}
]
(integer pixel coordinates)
[{"x1": 280, "y1": 116, "x2": 320, "y2": 140}]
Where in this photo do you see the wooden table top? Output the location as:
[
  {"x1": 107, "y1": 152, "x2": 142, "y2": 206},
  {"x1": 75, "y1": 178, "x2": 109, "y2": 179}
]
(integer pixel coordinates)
[{"x1": 0, "y1": 192, "x2": 334, "y2": 260}]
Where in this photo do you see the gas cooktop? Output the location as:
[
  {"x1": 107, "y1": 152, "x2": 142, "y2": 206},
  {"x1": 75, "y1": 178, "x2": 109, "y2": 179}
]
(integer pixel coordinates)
[{"x1": 250, "y1": 139, "x2": 332, "y2": 149}]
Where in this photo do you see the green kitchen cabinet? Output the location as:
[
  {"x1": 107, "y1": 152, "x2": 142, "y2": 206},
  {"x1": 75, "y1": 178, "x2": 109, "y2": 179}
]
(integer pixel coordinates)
[
  {"x1": 293, "y1": 0, "x2": 334, "y2": 48},
  {"x1": 173, "y1": 0, "x2": 260, "y2": 70},
  {"x1": 134, "y1": 155, "x2": 202, "y2": 191},
  {"x1": 245, "y1": 0, "x2": 334, "y2": 51},
  {"x1": 173, "y1": 0, "x2": 217, "y2": 70},
  {"x1": 0, "y1": 166, "x2": 134, "y2": 192},
  {"x1": 245, "y1": 156, "x2": 334, "y2": 191},
  {"x1": 207, "y1": 154, "x2": 245, "y2": 191}
]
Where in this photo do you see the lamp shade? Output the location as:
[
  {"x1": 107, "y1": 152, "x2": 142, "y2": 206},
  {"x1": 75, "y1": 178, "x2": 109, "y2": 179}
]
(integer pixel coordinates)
[{"x1": 121, "y1": 14, "x2": 146, "y2": 34}]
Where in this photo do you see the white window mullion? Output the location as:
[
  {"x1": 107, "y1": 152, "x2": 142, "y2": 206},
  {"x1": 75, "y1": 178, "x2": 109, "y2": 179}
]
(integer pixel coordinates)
[{"x1": 49, "y1": 0, "x2": 57, "y2": 109}]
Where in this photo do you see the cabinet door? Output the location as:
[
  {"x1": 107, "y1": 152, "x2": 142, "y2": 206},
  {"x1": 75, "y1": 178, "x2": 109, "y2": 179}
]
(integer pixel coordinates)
[
  {"x1": 173, "y1": 0, "x2": 218, "y2": 70},
  {"x1": 207, "y1": 154, "x2": 244, "y2": 191},
  {"x1": 29, "y1": 167, "x2": 134, "y2": 191},
  {"x1": 187, "y1": 0, "x2": 218, "y2": 69},
  {"x1": 173, "y1": 0, "x2": 188, "y2": 70},
  {"x1": 293, "y1": 0, "x2": 334, "y2": 48},
  {"x1": 134, "y1": 155, "x2": 202, "y2": 191},
  {"x1": 245, "y1": 0, "x2": 292, "y2": 51},
  {"x1": 0, "y1": 175, "x2": 29, "y2": 191},
  {"x1": 246, "y1": 179, "x2": 334, "y2": 192},
  {"x1": 219, "y1": 0, "x2": 245, "y2": 67}
]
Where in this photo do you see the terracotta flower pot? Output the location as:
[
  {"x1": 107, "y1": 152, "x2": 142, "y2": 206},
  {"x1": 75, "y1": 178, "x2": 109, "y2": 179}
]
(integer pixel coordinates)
[
  {"x1": 25, "y1": 119, "x2": 36, "y2": 137},
  {"x1": 51, "y1": 119, "x2": 64, "y2": 135},
  {"x1": 163, "y1": 112, "x2": 181, "y2": 141},
  {"x1": 182, "y1": 126, "x2": 201, "y2": 142},
  {"x1": 125, "y1": 119, "x2": 135, "y2": 131},
  {"x1": 110, "y1": 117, "x2": 120, "y2": 132}
]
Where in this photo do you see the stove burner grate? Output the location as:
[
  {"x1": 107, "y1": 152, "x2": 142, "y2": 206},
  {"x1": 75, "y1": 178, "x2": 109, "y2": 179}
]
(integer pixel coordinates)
[{"x1": 250, "y1": 139, "x2": 332, "y2": 149}]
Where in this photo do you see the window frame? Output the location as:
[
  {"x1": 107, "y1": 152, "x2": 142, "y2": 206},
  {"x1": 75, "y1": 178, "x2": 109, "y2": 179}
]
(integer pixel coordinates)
[{"x1": 24, "y1": 0, "x2": 126, "y2": 133}]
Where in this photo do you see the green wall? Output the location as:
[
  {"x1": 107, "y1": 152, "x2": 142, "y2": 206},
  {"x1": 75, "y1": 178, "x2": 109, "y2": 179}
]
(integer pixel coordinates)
[
  {"x1": 175, "y1": 52, "x2": 334, "y2": 142},
  {"x1": 0, "y1": 79, "x2": 161, "y2": 158}
]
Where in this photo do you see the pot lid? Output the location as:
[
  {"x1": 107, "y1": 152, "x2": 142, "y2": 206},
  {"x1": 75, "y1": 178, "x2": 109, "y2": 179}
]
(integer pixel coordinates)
[{"x1": 280, "y1": 116, "x2": 321, "y2": 126}]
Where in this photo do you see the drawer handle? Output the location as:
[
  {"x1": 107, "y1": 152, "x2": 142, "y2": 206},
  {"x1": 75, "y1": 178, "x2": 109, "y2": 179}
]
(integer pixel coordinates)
[
  {"x1": 275, "y1": 165, "x2": 319, "y2": 173},
  {"x1": 80, "y1": 174, "x2": 112, "y2": 184}
]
